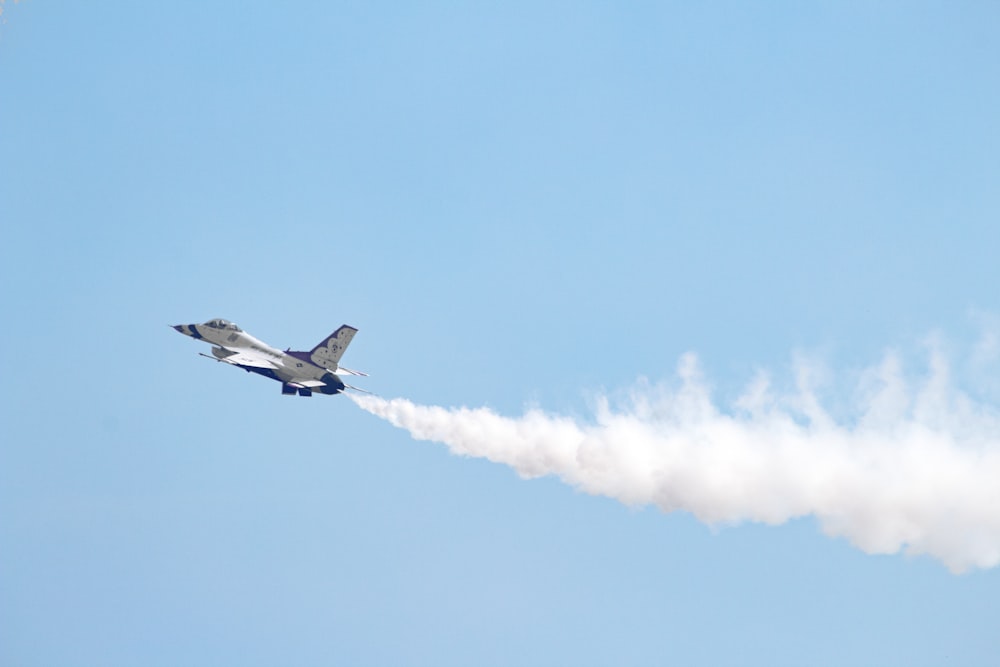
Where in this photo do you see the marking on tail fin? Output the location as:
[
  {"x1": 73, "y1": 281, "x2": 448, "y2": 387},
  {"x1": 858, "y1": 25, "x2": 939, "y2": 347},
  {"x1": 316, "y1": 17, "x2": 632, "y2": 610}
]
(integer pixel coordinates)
[{"x1": 310, "y1": 325, "x2": 358, "y2": 369}]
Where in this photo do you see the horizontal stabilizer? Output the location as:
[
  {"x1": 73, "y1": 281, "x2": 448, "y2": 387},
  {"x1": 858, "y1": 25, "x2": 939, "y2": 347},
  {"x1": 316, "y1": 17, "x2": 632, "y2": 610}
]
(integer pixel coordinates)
[
  {"x1": 336, "y1": 365, "x2": 369, "y2": 377},
  {"x1": 286, "y1": 379, "x2": 326, "y2": 389}
]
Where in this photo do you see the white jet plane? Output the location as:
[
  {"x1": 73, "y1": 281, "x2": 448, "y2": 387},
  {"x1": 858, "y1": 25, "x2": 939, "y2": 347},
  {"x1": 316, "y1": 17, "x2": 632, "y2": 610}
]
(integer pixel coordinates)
[{"x1": 172, "y1": 318, "x2": 367, "y2": 396}]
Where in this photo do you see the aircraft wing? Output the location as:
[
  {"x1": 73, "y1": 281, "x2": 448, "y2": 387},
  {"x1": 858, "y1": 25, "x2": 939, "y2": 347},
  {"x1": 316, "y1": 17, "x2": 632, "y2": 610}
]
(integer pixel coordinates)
[{"x1": 201, "y1": 349, "x2": 279, "y2": 370}]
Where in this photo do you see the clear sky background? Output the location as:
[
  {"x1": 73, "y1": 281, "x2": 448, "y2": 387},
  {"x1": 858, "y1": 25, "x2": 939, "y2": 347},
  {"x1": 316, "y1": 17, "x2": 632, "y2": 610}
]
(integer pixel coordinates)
[{"x1": 2, "y1": 2, "x2": 1000, "y2": 665}]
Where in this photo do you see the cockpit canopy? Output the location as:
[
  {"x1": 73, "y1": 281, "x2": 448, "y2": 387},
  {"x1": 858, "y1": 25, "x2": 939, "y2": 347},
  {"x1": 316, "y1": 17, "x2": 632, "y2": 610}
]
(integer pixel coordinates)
[{"x1": 203, "y1": 318, "x2": 242, "y2": 332}]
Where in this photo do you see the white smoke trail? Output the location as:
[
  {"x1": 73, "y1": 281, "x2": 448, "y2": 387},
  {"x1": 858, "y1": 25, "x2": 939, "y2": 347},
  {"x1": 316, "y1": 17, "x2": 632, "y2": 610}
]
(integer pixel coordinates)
[{"x1": 350, "y1": 350, "x2": 1000, "y2": 573}]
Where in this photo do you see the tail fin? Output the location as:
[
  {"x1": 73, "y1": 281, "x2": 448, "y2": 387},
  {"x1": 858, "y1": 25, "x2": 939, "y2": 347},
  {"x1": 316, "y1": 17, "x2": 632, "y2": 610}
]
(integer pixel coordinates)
[{"x1": 307, "y1": 325, "x2": 357, "y2": 369}]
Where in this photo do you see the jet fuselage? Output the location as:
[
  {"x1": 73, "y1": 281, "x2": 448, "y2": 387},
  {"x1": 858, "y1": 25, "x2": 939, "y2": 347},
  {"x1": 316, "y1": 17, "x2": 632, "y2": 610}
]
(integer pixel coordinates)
[{"x1": 173, "y1": 319, "x2": 358, "y2": 396}]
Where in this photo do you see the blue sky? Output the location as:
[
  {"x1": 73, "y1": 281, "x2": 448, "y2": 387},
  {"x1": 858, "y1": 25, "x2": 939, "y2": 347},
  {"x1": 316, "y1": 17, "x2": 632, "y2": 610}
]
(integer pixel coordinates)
[{"x1": 2, "y1": 2, "x2": 1000, "y2": 665}]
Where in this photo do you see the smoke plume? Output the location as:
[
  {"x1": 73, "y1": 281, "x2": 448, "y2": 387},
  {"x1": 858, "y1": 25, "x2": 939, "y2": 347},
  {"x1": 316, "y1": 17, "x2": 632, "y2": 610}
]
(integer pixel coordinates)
[{"x1": 350, "y1": 350, "x2": 1000, "y2": 572}]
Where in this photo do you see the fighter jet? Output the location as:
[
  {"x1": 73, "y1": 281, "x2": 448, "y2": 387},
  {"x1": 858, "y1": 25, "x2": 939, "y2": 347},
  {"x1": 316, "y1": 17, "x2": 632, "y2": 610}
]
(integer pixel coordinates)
[{"x1": 172, "y1": 318, "x2": 367, "y2": 396}]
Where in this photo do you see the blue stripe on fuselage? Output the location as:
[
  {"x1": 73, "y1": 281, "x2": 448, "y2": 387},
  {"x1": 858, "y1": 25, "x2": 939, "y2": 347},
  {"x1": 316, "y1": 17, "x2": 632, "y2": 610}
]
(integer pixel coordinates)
[
  {"x1": 188, "y1": 324, "x2": 202, "y2": 339},
  {"x1": 240, "y1": 365, "x2": 282, "y2": 382}
]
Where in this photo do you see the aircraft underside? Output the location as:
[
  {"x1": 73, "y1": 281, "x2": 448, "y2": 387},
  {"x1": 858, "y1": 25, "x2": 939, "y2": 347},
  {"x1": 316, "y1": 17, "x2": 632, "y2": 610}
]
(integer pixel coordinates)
[{"x1": 239, "y1": 365, "x2": 345, "y2": 397}]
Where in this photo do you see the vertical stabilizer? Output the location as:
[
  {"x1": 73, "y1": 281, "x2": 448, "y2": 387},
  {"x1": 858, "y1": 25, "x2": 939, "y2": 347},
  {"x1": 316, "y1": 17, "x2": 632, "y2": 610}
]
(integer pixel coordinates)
[{"x1": 308, "y1": 325, "x2": 357, "y2": 369}]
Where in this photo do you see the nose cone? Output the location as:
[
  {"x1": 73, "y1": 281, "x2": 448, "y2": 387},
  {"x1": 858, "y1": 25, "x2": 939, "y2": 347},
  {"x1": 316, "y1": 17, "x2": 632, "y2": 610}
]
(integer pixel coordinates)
[
  {"x1": 173, "y1": 324, "x2": 203, "y2": 339},
  {"x1": 172, "y1": 324, "x2": 199, "y2": 338}
]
